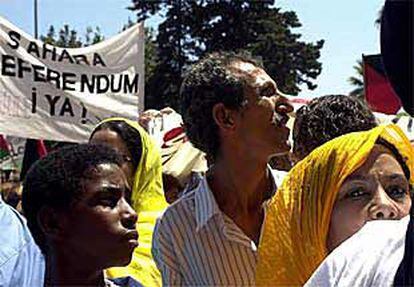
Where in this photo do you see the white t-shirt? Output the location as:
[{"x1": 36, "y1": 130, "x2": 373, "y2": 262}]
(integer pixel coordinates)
[{"x1": 305, "y1": 216, "x2": 409, "y2": 287}]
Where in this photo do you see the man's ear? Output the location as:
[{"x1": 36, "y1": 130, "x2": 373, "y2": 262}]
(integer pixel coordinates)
[
  {"x1": 38, "y1": 206, "x2": 67, "y2": 241},
  {"x1": 212, "y1": 103, "x2": 237, "y2": 132}
]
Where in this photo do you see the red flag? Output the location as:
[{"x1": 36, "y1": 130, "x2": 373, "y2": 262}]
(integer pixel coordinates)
[
  {"x1": 36, "y1": 140, "x2": 48, "y2": 158},
  {"x1": 0, "y1": 135, "x2": 10, "y2": 154},
  {"x1": 363, "y1": 54, "x2": 401, "y2": 114}
]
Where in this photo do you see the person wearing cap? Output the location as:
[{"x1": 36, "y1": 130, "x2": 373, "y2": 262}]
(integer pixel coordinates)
[{"x1": 151, "y1": 51, "x2": 293, "y2": 286}]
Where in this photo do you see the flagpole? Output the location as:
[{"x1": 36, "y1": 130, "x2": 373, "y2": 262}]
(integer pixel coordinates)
[
  {"x1": 34, "y1": 0, "x2": 38, "y2": 39},
  {"x1": 20, "y1": 0, "x2": 41, "y2": 179}
]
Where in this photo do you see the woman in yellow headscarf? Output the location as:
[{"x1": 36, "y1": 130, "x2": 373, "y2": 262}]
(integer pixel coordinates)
[
  {"x1": 256, "y1": 124, "x2": 414, "y2": 286},
  {"x1": 90, "y1": 117, "x2": 168, "y2": 287}
]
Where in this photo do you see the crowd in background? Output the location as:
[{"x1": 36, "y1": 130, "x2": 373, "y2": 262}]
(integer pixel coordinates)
[
  {"x1": 1, "y1": 0, "x2": 414, "y2": 285},
  {"x1": 0, "y1": 50, "x2": 412, "y2": 287}
]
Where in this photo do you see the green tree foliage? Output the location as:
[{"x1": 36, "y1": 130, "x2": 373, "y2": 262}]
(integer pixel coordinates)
[
  {"x1": 85, "y1": 26, "x2": 104, "y2": 46},
  {"x1": 40, "y1": 24, "x2": 104, "y2": 48},
  {"x1": 144, "y1": 27, "x2": 159, "y2": 84},
  {"x1": 348, "y1": 60, "x2": 365, "y2": 100},
  {"x1": 130, "y1": 0, "x2": 324, "y2": 110}
]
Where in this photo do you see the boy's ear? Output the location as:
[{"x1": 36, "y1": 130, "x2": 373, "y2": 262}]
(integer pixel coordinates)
[
  {"x1": 212, "y1": 103, "x2": 237, "y2": 132},
  {"x1": 38, "y1": 206, "x2": 67, "y2": 241}
]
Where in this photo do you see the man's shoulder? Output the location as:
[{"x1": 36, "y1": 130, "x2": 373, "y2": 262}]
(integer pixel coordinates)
[
  {"x1": 153, "y1": 189, "x2": 202, "y2": 251},
  {"x1": 159, "y1": 188, "x2": 198, "y2": 223}
]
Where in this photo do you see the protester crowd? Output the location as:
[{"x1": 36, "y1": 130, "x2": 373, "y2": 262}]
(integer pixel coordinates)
[
  {"x1": 0, "y1": 50, "x2": 412, "y2": 287},
  {"x1": 1, "y1": 1, "x2": 414, "y2": 286}
]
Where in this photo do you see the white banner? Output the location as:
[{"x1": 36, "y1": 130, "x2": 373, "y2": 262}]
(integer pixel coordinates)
[{"x1": 0, "y1": 17, "x2": 144, "y2": 142}]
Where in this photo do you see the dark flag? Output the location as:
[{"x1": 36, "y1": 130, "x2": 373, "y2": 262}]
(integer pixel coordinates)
[
  {"x1": 363, "y1": 54, "x2": 401, "y2": 114},
  {"x1": 381, "y1": 0, "x2": 414, "y2": 116},
  {"x1": 19, "y1": 139, "x2": 48, "y2": 181},
  {"x1": 20, "y1": 139, "x2": 76, "y2": 181}
]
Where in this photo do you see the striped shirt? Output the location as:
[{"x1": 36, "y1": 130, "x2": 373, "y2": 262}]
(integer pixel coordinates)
[{"x1": 152, "y1": 171, "x2": 278, "y2": 286}]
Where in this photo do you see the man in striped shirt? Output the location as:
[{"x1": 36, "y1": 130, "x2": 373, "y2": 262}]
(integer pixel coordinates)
[{"x1": 152, "y1": 52, "x2": 293, "y2": 286}]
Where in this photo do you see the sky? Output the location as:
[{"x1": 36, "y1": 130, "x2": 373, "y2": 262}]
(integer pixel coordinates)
[{"x1": 0, "y1": 0, "x2": 384, "y2": 98}]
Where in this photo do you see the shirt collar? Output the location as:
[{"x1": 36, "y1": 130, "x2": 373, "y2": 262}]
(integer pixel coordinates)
[{"x1": 195, "y1": 176, "x2": 222, "y2": 231}]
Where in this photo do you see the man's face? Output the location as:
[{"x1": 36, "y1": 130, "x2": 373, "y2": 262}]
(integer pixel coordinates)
[
  {"x1": 230, "y1": 61, "x2": 293, "y2": 157},
  {"x1": 60, "y1": 163, "x2": 138, "y2": 268}
]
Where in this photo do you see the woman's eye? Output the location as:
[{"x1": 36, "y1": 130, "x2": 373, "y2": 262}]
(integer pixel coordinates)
[
  {"x1": 346, "y1": 188, "x2": 368, "y2": 199},
  {"x1": 387, "y1": 186, "x2": 407, "y2": 198}
]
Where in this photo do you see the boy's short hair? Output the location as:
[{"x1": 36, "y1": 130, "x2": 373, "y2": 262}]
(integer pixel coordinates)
[{"x1": 22, "y1": 144, "x2": 123, "y2": 254}]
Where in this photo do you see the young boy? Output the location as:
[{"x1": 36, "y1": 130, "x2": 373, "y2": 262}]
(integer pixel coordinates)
[{"x1": 22, "y1": 144, "x2": 138, "y2": 286}]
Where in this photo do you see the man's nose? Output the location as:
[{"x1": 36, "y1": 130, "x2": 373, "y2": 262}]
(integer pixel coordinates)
[{"x1": 274, "y1": 95, "x2": 294, "y2": 114}]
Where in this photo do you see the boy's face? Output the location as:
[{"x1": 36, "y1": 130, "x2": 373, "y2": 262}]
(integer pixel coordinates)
[{"x1": 59, "y1": 163, "x2": 138, "y2": 268}]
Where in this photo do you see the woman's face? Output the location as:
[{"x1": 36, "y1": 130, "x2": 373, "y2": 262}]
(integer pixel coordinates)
[
  {"x1": 327, "y1": 145, "x2": 411, "y2": 252},
  {"x1": 90, "y1": 129, "x2": 135, "y2": 188}
]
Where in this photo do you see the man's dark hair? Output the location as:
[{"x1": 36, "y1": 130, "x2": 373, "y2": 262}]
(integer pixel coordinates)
[
  {"x1": 180, "y1": 52, "x2": 262, "y2": 158},
  {"x1": 90, "y1": 120, "x2": 142, "y2": 171},
  {"x1": 294, "y1": 95, "x2": 377, "y2": 160},
  {"x1": 22, "y1": 144, "x2": 124, "y2": 254}
]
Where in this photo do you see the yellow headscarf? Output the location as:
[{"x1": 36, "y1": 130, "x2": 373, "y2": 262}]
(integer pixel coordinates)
[
  {"x1": 94, "y1": 117, "x2": 168, "y2": 287},
  {"x1": 256, "y1": 124, "x2": 414, "y2": 286}
]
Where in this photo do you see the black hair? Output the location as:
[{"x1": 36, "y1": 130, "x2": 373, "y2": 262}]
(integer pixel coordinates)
[
  {"x1": 90, "y1": 120, "x2": 142, "y2": 171},
  {"x1": 294, "y1": 95, "x2": 377, "y2": 160},
  {"x1": 22, "y1": 144, "x2": 124, "y2": 254},
  {"x1": 180, "y1": 51, "x2": 262, "y2": 158}
]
